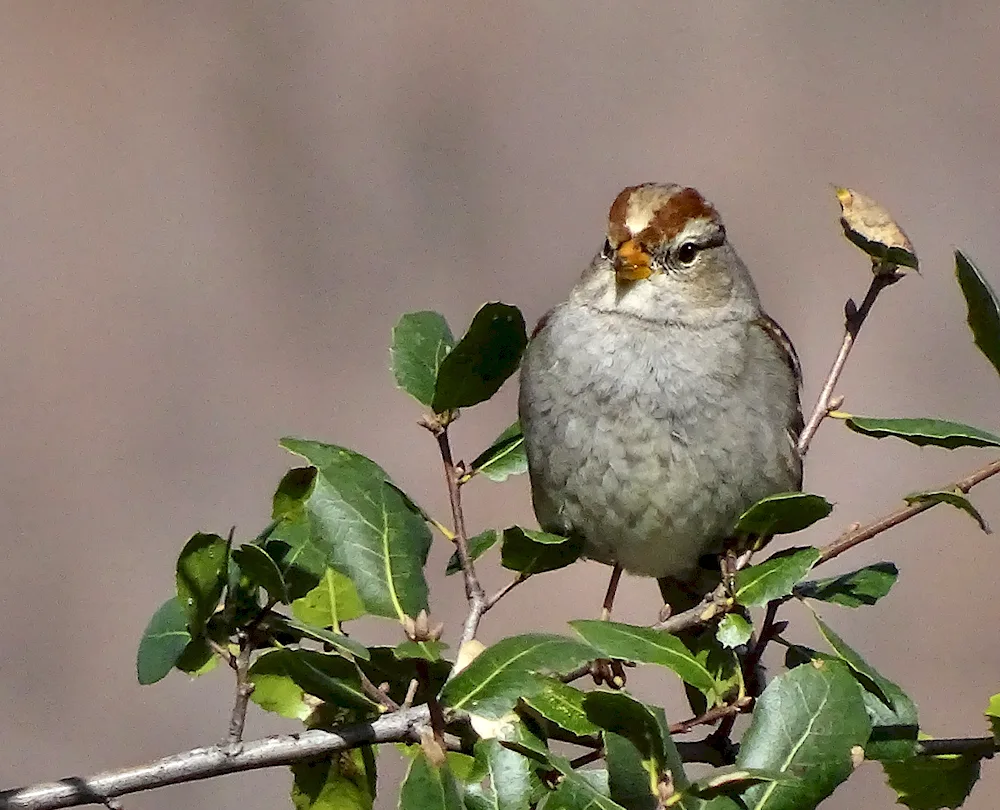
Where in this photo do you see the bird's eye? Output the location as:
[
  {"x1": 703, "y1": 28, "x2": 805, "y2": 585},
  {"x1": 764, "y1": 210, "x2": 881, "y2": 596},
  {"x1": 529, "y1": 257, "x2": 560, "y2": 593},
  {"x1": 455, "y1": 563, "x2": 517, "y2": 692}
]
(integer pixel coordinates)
[
  {"x1": 601, "y1": 238, "x2": 614, "y2": 259},
  {"x1": 676, "y1": 242, "x2": 699, "y2": 265}
]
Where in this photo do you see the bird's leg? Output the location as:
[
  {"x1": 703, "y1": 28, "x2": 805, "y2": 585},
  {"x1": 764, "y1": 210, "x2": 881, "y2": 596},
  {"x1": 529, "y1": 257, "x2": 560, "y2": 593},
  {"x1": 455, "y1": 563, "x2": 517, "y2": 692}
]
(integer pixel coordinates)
[{"x1": 592, "y1": 564, "x2": 627, "y2": 687}]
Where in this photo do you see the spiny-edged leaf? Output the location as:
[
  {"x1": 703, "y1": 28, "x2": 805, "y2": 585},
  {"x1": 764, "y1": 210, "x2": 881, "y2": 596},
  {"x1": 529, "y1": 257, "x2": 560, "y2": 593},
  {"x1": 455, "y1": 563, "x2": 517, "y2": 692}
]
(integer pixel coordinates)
[
  {"x1": 546, "y1": 755, "x2": 623, "y2": 809},
  {"x1": 279, "y1": 439, "x2": 432, "y2": 619},
  {"x1": 716, "y1": 614, "x2": 753, "y2": 649},
  {"x1": 395, "y1": 639, "x2": 448, "y2": 662},
  {"x1": 175, "y1": 532, "x2": 229, "y2": 633},
  {"x1": 687, "y1": 767, "x2": 797, "y2": 800},
  {"x1": 231, "y1": 543, "x2": 288, "y2": 604},
  {"x1": 734, "y1": 493, "x2": 833, "y2": 537},
  {"x1": 291, "y1": 748, "x2": 374, "y2": 810},
  {"x1": 986, "y1": 694, "x2": 1000, "y2": 742},
  {"x1": 446, "y1": 529, "x2": 501, "y2": 576},
  {"x1": 467, "y1": 422, "x2": 527, "y2": 483},
  {"x1": 813, "y1": 617, "x2": 919, "y2": 761},
  {"x1": 904, "y1": 490, "x2": 991, "y2": 533},
  {"x1": 432, "y1": 302, "x2": 527, "y2": 412},
  {"x1": 439, "y1": 634, "x2": 596, "y2": 718},
  {"x1": 842, "y1": 416, "x2": 1000, "y2": 449},
  {"x1": 569, "y1": 620, "x2": 716, "y2": 697},
  {"x1": 399, "y1": 750, "x2": 466, "y2": 810},
  {"x1": 585, "y1": 693, "x2": 683, "y2": 791},
  {"x1": 955, "y1": 250, "x2": 1000, "y2": 378},
  {"x1": 469, "y1": 738, "x2": 535, "y2": 810},
  {"x1": 794, "y1": 562, "x2": 899, "y2": 608},
  {"x1": 249, "y1": 648, "x2": 380, "y2": 716},
  {"x1": 520, "y1": 679, "x2": 599, "y2": 738},
  {"x1": 136, "y1": 597, "x2": 191, "y2": 685},
  {"x1": 835, "y1": 186, "x2": 918, "y2": 273},
  {"x1": 292, "y1": 567, "x2": 366, "y2": 632},
  {"x1": 391, "y1": 311, "x2": 455, "y2": 407},
  {"x1": 269, "y1": 613, "x2": 370, "y2": 660},
  {"x1": 501, "y1": 526, "x2": 584, "y2": 575},
  {"x1": 361, "y1": 646, "x2": 451, "y2": 708},
  {"x1": 737, "y1": 659, "x2": 872, "y2": 810},
  {"x1": 734, "y1": 547, "x2": 820, "y2": 607},
  {"x1": 883, "y1": 749, "x2": 980, "y2": 810}
]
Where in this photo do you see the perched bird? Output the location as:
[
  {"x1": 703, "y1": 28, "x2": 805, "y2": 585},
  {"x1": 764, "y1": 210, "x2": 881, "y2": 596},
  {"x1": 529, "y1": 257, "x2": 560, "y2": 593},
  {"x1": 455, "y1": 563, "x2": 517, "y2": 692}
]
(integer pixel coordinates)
[{"x1": 518, "y1": 183, "x2": 803, "y2": 614}]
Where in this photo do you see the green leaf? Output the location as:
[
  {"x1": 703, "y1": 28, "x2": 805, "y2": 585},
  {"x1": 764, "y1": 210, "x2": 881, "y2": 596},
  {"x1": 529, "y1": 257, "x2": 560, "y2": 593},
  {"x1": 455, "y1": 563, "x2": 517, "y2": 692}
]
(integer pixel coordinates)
[
  {"x1": 136, "y1": 597, "x2": 191, "y2": 685},
  {"x1": 231, "y1": 543, "x2": 288, "y2": 604},
  {"x1": 360, "y1": 646, "x2": 452, "y2": 708},
  {"x1": 249, "y1": 648, "x2": 380, "y2": 716},
  {"x1": 391, "y1": 311, "x2": 455, "y2": 407},
  {"x1": 986, "y1": 694, "x2": 1000, "y2": 742},
  {"x1": 687, "y1": 768, "x2": 797, "y2": 800},
  {"x1": 399, "y1": 751, "x2": 466, "y2": 810},
  {"x1": 519, "y1": 679, "x2": 599, "y2": 738},
  {"x1": 883, "y1": 750, "x2": 980, "y2": 810},
  {"x1": 175, "y1": 532, "x2": 230, "y2": 633},
  {"x1": 501, "y1": 526, "x2": 584, "y2": 575},
  {"x1": 291, "y1": 748, "x2": 374, "y2": 810},
  {"x1": 734, "y1": 547, "x2": 820, "y2": 607},
  {"x1": 569, "y1": 620, "x2": 716, "y2": 697},
  {"x1": 469, "y1": 738, "x2": 534, "y2": 810},
  {"x1": 439, "y1": 634, "x2": 596, "y2": 719},
  {"x1": 279, "y1": 439, "x2": 432, "y2": 619},
  {"x1": 546, "y1": 756, "x2": 624, "y2": 809},
  {"x1": 270, "y1": 614, "x2": 370, "y2": 661},
  {"x1": 432, "y1": 302, "x2": 527, "y2": 412},
  {"x1": 395, "y1": 639, "x2": 448, "y2": 662},
  {"x1": 734, "y1": 493, "x2": 833, "y2": 536},
  {"x1": 174, "y1": 637, "x2": 218, "y2": 676},
  {"x1": 467, "y1": 422, "x2": 528, "y2": 483},
  {"x1": 955, "y1": 250, "x2": 1000, "y2": 378},
  {"x1": 904, "y1": 490, "x2": 991, "y2": 533},
  {"x1": 605, "y1": 732, "x2": 657, "y2": 810},
  {"x1": 737, "y1": 659, "x2": 872, "y2": 810},
  {"x1": 716, "y1": 614, "x2": 753, "y2": 649},
  {"x1": 446, "y1": 529, "x2": 501, "y2": 576},
  {"x1": 843, "y1": 416, "x2": 1000, "y2": 449},
  {"x1": 813, "y1": 618, "x2": 919, "y2": 761},
  {"x1": 292, "y1": 567, "x2": 366, "y2": 632},
  {"x1": 247, "y1": 651, "x2": 312, "y2": 720},
  {"x1": 794, "y1": 562, "x2": 899, "y2": 607}
]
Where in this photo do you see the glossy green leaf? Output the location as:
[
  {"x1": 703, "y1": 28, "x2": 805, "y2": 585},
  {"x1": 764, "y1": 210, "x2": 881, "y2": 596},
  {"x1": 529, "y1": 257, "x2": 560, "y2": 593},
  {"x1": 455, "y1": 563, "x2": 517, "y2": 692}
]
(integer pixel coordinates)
[
  {"x1": 883, "y1": 749, "x2": 980, "y2": 810},
  {"x1": 605, "y1": 732, "x2": 657, "y2": 810},
  {"x1": 955, "y1": 251, "x2": 1000, "y2": 378},
  {"x1": 501, "y1": 526, "x2": 584, "y2": 575},
  {"x1": 734, "y1": 493, "x2": 833, "y2": 536},
  {"x1": 794, "y1": 562, "x2": 899, "y2": 607},
  {"x1": 569, "y1": 620, "x2": 716, "y2": 697},
  {"x1": 279, "y1": 439, "x2": 432, "y2": 619},
  {"x1": 734, "y1": 547, "x2": 820, "y2": 607},
  {"x1": 520, "y1": 679, "x2": 599, "y2": 738},
  {"x1": 737, "y1": 659, "x2": 872, "y2": 810},
  {"x1": 687, "y1": 768, "x2": 796, "y2": 800},
  {"x1": 250, "y1": 648, "x2": 380, "y2": 716},
  {"x1": 684, "y1": 634, "x2": 743, "y2": 715},
  {"x1": 247, "y1": 650, "x2": 312, "y2": 720},
  {"x1": 136, "y1": 597, "x2": 191, "y2": 685},
  {"x1": 271, "y1": 614, "x2": 370, "y2": 660},
  {"x1": 395, "y1": 640, "x2": 448, "y2": 662},
  {"x1": 291, "y1": 748, "x2": 374, "y2": 810},
  {"x1": 904, "y1": 490, "x2": 991, "y2": 533},
  {"x1": 174, "y1": 637, "x2": 218, "y2": 676},
  {"x1": 843, "y1": 416, "x2": 1000, "y2": 449},
  {"x1": 446, "y1": 529, "x2": 501, "y2": 576},
  {"x1": 814, "y1": 617, "x2": 919, "y2": 761},
  {"x1": 467, "y1": 422, "x2": 527, "y2": 483},
  {"x1": 175, "y1": 532, "x2": 229, "y2": 633},
  {"x1": 232, "y1": 543, "x2": 288, "y2": 604},
  {"x1": 399, "y1": 751, "x2": 466, "y2": 810},
  {"x1": 432, "y1": 302, "x2": 527, "y2": 412},
  {"x1": 391, "y1": 311, "x2": 455, "y2": 407},
  {"x1": 292, "y1": 567, "x2": 366, "y2": 632},
  {"x1": 439, "y1": 634, "x2": 596, "y2": 719},
  {"x1": 546, "y1": 756, "x2": 623, "y2": 809},
  {"x1": 716, "y1": 614, "x2": 753, "y2": 649},
  {"x1": 986, "y1": 693, "x2": 1000, "y2": 742},
  {"x1": 468, "y1": 738, "x2": 534, "y2": 810},
  {"x1": 360, "y1": 646, "x2": 451, "y2": 708}
]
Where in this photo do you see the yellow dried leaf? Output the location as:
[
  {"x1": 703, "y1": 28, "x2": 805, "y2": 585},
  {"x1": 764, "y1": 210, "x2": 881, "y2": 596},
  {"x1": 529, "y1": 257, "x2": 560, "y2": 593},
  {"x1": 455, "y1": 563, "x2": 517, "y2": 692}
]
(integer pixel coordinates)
[{"x1": 835, "y1": 186, "x2": 918, "y2": 275}]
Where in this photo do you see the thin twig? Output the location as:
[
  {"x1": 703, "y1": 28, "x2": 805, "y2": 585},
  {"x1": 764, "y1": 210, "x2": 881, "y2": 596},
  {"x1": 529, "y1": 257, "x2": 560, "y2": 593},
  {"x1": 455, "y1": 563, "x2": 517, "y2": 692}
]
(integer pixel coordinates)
[
  {"x1": 1, "y1": 706, "x2": 432, "y2": 810},
  {"x1": 356, "y1": 667, "x2": 400, "y2": 712},
  {"x1": 225, "y1": 633, "x2": 255, "y2": 747},
  {"x1": 206, "y1": 639, "x2": 236, "y2": 669},
  {"x1": 917, "y1": 737, "x2": 997, "y2": 759},
  {"x1": 422, "y1": 418, "x2": 487, "y2": 646},
  {"x1": 669, "y1": 699, "x2": 751, "y2": 735},
  {"x1": 568, "y1": 749, "x2": 605, "y2": 769},
  {"x1": 485, "y1": 573, "x2": 529, "y2": 610},
  {"x1": 818, "y1": 457, "x2": 1000, "y2": 564},
  {"x1": 798, "y1": 274, "x2": 893, "y2": 456},
  {"x1": 416, "y1": 659, "x2": 447, "y2": 747}
]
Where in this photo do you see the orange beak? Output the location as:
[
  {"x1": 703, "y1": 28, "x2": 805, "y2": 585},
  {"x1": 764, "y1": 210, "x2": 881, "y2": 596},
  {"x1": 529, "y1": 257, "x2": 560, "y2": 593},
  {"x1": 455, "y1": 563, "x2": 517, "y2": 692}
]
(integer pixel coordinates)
[{"x1": 614, "y1": 239, "x2": 653, "y2": 281}]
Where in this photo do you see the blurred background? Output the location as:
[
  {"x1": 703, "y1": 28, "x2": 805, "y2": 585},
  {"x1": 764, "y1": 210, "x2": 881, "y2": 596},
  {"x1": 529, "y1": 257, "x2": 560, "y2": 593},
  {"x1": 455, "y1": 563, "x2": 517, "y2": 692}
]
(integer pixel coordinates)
[{"x1": 2, "y1": 2, "x2": 999, "y2": 808}]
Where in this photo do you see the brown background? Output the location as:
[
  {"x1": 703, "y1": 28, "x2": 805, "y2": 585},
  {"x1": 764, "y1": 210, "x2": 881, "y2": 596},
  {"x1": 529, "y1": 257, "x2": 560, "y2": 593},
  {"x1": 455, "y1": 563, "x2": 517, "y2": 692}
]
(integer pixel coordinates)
[{"x1": 2, "y1": 3, "x2": 999, "y2": 809}]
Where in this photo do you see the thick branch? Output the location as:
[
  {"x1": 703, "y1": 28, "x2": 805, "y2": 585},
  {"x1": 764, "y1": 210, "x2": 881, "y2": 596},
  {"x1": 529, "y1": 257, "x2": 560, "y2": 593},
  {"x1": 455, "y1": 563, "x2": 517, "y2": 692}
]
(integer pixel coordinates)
[
  {"x1": 1, "y1": 706, "x2": 431, "y2": 810},
  {"x1": 798, "y1": 274, "x2": 893, "y2": 456},
  {"x1": 819, "y1": 456, "x2": 1000, "y2": 563}
]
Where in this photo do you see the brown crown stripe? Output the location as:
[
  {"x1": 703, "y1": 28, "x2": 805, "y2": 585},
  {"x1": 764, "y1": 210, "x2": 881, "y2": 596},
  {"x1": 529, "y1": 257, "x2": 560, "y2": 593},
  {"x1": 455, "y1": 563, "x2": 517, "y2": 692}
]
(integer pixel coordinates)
[
  {"x1": 607, "y1": 184, "x2": 720, "y2": 247},
  {"x1": 607, "y1": 184, "x2": 640, "y2": 246}
]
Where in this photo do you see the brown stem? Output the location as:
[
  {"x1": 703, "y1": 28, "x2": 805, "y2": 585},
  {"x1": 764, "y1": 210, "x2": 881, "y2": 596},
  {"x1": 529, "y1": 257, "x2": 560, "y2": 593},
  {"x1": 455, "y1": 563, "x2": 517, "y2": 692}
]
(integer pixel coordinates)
[
  {"x1": 356, "y1": 667, "x2": 400, "y2": 712},
  {"x1": 416, "y1": 659, "x2": 447, "y2": 747},
  {"x1": 669, "y1": 699, "x2": 750, "y2": 735},
  {"x1": 226, "y1": 634, "x2": 255, "y2": 747},
  {"x1": 569, "y1": 749, "x2": 605, "y2": 769},
  {"x1": 485, "y1": 573, "x2": 529, "y2": 610},
  {"x1": 917, "y1": 737, "x2": 997, "y2": 759},
  {"x1": 818, "y1": 457, "x2": 1000, "y2": 564},
  {"x1": 798, "y1": 274, "x2": 893, "y2": 457}
]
